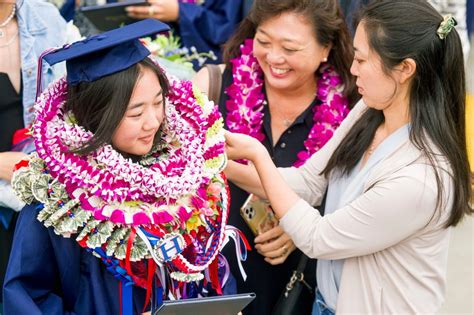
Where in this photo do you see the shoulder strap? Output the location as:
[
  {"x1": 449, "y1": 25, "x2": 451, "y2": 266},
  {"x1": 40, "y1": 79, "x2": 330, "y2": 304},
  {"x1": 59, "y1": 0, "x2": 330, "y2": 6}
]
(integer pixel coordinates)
[
  {"x1": 205, "y1": 64, "x2": 223, "y2": 105},
  {"x1": 296, "y1": 253, "x2": 308, "y2": 272}
]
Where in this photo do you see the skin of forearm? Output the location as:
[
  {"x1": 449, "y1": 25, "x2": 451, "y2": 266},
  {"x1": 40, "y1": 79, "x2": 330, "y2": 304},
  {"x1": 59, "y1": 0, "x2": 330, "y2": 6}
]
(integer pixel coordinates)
[
  {"x1": 224, "y1": 160, "x2": 268, "y2": 198},
  {"x1": 0, "y1": 152, "x2": 27, "y2": 181},
  {"x1": 251, "y1": 149, "x2": 300, "y2": 219}
]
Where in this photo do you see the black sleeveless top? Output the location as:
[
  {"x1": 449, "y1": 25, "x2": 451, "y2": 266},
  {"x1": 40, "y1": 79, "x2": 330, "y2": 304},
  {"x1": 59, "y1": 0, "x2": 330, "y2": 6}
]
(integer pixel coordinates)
[{"x1": 0, "y1": 72, "x2": 23, "y2": 152}]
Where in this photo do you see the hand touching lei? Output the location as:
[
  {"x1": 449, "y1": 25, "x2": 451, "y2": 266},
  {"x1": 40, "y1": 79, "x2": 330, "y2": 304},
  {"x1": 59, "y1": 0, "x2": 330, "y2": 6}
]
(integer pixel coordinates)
[
  {"x1": 12, "y1": 61, "x2": 230, "y2": 286},
  {"x1": 225, "y1": 39, "x2": 350, "y2": 167}
]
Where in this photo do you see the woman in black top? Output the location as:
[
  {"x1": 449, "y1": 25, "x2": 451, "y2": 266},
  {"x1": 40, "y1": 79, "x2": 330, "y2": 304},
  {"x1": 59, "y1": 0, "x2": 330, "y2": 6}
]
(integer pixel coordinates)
[{"x1": 193, "y1": 0, "x2": 358, "y2": 313}]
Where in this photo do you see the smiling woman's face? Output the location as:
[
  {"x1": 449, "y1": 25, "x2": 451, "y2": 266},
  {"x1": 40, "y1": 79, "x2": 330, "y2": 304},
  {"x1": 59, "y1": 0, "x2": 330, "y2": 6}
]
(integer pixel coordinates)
[
  {"x1": 252, "y1": 11, "x2": 331, "y2": 93},
  {"x1": 112, "y1": 67, "x2": 165, "y2": 156}
]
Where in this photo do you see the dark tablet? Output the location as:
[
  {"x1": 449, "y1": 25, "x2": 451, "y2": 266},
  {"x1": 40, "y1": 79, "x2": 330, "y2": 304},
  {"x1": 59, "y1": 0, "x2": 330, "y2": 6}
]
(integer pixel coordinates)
[
  {"x1": 154, "y1": 293, "x2": 256, "y2": 315},
  {"x1": 80, "y1": 0, "x2": 150, "y2": 32}
]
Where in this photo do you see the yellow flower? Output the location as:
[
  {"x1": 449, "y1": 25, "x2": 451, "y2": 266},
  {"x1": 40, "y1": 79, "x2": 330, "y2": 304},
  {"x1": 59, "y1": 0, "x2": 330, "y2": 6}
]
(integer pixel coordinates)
[
  {"x1": 192, "y1": 85, "x2": 206, "y2": 109},
  {"x1": 186, "y1": 212, "x2": 202, "y2": 232}
]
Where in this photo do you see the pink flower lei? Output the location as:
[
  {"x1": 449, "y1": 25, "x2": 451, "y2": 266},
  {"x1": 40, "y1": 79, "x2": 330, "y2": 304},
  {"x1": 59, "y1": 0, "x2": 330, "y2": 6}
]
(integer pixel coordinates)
[
  {"x1": 225, "y1": 39, "x2": 350, "y2": 167},
  {"x1": 33, "y1": 77, "x2": 226, "y2": 219}
]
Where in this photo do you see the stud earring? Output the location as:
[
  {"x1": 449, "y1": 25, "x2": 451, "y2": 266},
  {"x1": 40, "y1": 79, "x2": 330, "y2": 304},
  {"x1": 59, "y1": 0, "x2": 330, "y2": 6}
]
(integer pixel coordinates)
[{"x1": 322, "y1": 57, "x2": 328, "y2": 62}]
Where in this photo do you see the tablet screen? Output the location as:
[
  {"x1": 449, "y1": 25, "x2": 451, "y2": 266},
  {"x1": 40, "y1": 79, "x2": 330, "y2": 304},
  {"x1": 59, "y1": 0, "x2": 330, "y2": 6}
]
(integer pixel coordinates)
[
  {"x1": 154, "y1": 293, "x2": 256, "y2": 315},
  {"x1": 80, "y1": 0, "x2": 149, "y2": 32}
]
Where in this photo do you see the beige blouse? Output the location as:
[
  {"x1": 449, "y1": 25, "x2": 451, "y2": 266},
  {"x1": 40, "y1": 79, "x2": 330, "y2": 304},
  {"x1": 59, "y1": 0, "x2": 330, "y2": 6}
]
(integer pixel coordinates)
[{"x1": 279, "y1": 100, "x2": 454, "y2": 314}]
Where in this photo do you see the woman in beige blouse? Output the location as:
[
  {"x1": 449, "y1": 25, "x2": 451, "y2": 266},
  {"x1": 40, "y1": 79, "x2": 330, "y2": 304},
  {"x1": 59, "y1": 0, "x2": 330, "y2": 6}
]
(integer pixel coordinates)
[{"x1": 224, "y1": 0, "x2": 472, "y2": 314}]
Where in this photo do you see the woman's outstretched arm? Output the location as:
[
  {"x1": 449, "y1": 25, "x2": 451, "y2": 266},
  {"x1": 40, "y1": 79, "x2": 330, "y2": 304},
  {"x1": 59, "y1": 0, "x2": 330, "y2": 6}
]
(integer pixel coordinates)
[
  {"x1": 225, "y1": 131, "x2": 300, "y2": 218},
  {"x1": 224, "y1": 160, "x2": 268, "y2": 199}
]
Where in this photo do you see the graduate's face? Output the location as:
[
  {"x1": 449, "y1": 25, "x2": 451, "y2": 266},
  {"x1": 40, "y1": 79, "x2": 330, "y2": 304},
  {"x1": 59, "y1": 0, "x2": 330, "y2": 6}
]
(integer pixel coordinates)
[
  {"x1": 253, "y1": 11, "x2": 331, "y2": 92},
  {"x1": 112, "y1": 67, "x2": 164, "y2": 156}
]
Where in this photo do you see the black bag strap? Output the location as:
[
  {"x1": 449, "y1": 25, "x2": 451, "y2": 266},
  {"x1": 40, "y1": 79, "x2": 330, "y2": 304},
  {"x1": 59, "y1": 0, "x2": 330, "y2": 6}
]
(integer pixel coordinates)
[
  {"x1": 205, "y1": 64, "x2": 222, "y2": 105},
  {"x1": 295, "y1": 253, "x2": 308, "y2": 272}
]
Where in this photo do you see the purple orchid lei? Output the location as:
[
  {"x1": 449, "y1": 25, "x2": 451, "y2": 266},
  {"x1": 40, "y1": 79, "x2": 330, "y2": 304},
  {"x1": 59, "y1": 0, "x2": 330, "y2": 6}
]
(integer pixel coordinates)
[{"x1": 225, "y1": 39, "x2": 350, "y2": 167}]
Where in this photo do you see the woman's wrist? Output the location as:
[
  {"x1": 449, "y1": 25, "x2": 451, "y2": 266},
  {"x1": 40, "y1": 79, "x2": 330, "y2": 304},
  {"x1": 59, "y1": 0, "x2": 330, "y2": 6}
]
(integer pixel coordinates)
[
  {"x1": 248, "y1": 140, "x2": 269, "y2": 163},
  {"x1": 251, "y1": 145, "x2": 272, "y2": 167}
]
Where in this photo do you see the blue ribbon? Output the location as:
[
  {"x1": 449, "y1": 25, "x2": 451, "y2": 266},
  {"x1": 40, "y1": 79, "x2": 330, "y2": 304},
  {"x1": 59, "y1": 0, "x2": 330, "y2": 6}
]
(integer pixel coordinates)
[
  {"x1": 155, "y1": 286, "x2": 163, "y2": 311},
  {"x1": 139, "y1": 228, "x2": 161, "y2": 246},
  {"x1": 121, "y1": 282, "x2": 133, "y2": 315},
  {"x1": 0, "y1": 207, "x2": 14, "y2": 229}
]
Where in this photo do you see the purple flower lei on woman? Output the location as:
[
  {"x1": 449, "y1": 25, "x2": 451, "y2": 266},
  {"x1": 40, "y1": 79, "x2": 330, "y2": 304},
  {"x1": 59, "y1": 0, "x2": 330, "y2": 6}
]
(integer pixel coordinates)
[{"x1": 225, "y1": 39, "x2": 350, "y2": 167}]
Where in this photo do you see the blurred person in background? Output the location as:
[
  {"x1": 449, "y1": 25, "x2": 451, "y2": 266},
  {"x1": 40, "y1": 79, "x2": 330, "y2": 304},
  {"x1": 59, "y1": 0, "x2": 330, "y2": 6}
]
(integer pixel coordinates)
[
  {"x1": 126, "y1": 0, "x2": 244, "y2": 67},
  {"x1": 0, "y1": 0, "x2": 67, "y2": 311}
]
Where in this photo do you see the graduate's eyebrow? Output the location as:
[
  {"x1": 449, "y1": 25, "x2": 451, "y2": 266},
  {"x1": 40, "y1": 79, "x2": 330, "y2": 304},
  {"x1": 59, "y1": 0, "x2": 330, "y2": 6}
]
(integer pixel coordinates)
[{"x1": 128, "y1": 90, "x2": 163, "y2": 110}]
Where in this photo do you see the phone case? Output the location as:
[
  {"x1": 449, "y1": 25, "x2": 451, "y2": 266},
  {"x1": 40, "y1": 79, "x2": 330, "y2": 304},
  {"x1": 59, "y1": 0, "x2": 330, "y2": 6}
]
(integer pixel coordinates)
[{"x1": 240, "y1": 194, "x2": 278, "y2": 235}]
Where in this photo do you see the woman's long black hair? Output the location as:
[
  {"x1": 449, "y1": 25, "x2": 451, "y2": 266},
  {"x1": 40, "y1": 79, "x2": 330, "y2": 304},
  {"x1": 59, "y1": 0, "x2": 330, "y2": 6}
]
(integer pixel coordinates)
[{"x1": 322, "y1": 0, "x2": 472, "y2": 227}]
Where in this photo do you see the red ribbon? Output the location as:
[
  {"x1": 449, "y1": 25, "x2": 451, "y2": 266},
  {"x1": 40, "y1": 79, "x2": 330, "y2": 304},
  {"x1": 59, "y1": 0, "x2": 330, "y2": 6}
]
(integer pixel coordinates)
[
  {"x1": 238, "y1": 229, "x2": 252, "y2": 251},
  {"x1": 14, "y1": 159, "x2": 29, "y2": 171},
  {"x1": 142, "y1": 258, "x2": 157, "y2": 313},
  {"x1": 209, "y1": 257, "x2": 222, "y2": 295},
  {"x1": 125, "y1": 228, "x2": 136, "y2": 278},
  {"x1": 12, "y1": 127, "x2": 31, "y2": 145},
  {"x1": 123, "y1": 228, "x2": 147, "y2": 287}
]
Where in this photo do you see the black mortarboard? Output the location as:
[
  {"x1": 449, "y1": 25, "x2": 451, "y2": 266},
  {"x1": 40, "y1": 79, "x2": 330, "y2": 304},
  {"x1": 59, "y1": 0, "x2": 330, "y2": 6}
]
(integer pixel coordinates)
[{"x1": 42, "y1": 19, "x2": 169, "y2": 85}]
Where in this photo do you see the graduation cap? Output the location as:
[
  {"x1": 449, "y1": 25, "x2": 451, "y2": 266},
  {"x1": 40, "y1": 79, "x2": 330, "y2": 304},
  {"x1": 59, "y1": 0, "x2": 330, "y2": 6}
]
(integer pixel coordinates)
[{"x1": 42, "y1": 19, "x2": 170, "y2": 85}]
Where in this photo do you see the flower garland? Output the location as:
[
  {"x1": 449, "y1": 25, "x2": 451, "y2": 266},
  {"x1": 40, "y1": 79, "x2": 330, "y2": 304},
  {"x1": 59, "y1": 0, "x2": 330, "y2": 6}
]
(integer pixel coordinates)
[
  {"x1": 141, "y1": 32, "x2": 217, "y2": 70},
  {"x1": 225, "y1": 39, "x2": 350, "y2": 167},
  {"x1": 12, "y1": 62, "x2": 230, "y2": 286}
]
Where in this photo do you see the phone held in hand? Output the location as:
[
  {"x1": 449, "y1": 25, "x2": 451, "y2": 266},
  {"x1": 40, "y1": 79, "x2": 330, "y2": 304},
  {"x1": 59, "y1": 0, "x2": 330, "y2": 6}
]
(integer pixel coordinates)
[{"x1": 240, "y1": 194, "x2": 278, "y2": 236}]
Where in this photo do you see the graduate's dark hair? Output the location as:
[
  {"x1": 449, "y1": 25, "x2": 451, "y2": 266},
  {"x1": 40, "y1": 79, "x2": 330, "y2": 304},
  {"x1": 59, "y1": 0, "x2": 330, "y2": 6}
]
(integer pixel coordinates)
[
  {"x1": 65, "y1": 57, "x2": 170, "y2": 156},
  {"x1": 322, "y1": 0, "x2": 472, "y2": 227},
  {"x1": 223, "y1": 0, "x2": 358, "y2": 106}
]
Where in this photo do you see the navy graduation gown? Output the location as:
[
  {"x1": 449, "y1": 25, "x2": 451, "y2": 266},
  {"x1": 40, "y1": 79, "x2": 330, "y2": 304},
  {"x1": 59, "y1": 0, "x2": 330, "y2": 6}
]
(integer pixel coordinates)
[
  {"x1": 177, "y1": 0, "x2": 244, "y2": 65},
  {"x1": 3, "y1": 204, "x2": 146, "y2": 315}
]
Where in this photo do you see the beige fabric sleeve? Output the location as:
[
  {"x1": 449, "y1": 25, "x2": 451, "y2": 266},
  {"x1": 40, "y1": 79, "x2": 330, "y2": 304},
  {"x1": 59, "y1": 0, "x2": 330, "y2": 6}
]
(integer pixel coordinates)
[
  {"x1": 278, "y1": 99, "x2": 368, "y2": 206},
  {"x1": 279, "y1": 163, "x2": 443, "y2": 260}
]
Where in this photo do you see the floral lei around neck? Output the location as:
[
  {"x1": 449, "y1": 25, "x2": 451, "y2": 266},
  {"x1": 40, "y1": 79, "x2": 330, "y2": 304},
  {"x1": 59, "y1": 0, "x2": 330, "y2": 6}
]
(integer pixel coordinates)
[
  {"x1": 12, "y1": 59, "x2": 230, "y2": 286},
  {"x1": 226, "y1": 39, "x2": 350, "y2": 167}
]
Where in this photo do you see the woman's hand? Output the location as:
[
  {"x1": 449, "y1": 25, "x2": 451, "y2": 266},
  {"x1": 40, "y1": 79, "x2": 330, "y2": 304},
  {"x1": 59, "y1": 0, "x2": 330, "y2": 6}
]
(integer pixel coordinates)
[
  {"x1": 254, "y1": 225, "x2": 296, "y2": 265},
  {"x1": 0, "y1": 152, "x2": 27, "y2": 181},
  {"x1": 224, "y1": 131, "x2": 266, "y2": 162},
  {"x1": 126, "y1": 0, "x2": 179, "y2": 22}
]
